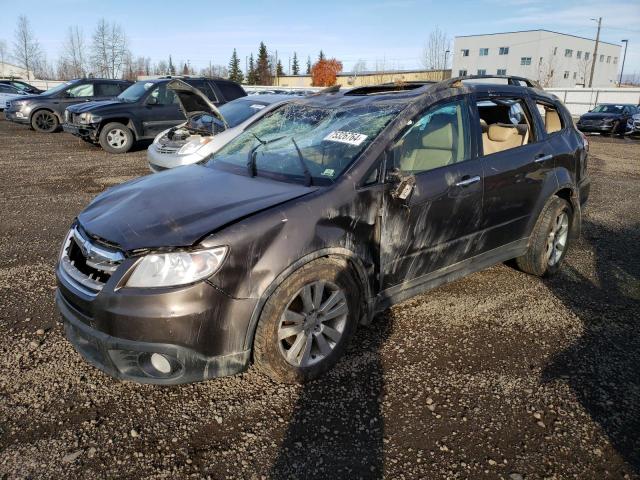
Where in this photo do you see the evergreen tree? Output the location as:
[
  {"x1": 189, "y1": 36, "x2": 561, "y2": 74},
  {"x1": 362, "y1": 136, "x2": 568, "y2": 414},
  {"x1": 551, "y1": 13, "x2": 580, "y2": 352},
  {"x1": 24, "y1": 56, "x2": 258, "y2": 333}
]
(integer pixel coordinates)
[
  {"x1": 247, "y1": 53, "x2": 257, "y2": 85},
  {"x1": 168, "y1": 55, "x2": 175, "y2": 75},
  {"x1": 182, "y1": 63, "x2": 189, "y2": 75},
  {"x1": 228, "y1": 48, "x2": 244, "y2": 83},
  {"x1": 318, "y1": 50, "x2": 325, "y2": 61},
  {"x1": 276, "y1": 59, "x2": 284, "y2": 76},
  {"x1": 306, "y1": 56, "x2": 311, "y2": 74},
  {"x1": 292, "y1": 52, "x2": 300, "y2": 75},
  {"x1": 256, "y1": 41, "x2": 272, "y2": 85}
]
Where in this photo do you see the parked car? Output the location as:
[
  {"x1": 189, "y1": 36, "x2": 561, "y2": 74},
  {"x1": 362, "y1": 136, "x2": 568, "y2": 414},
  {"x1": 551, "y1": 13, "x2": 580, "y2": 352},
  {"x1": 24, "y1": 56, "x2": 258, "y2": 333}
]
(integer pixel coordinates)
[
  {"x1": 576, "y1": 103, "x2": 638, "y2": 135},
  {"x1": 63, "y1": 77, "x2": 246, "y2": 153},
  {"x1": 148, "y1": 93, "x2": 290, "y2": 172},
  {"x1": 55, "y1": 75, "x2": 590, "y2": 385},
  {"x1": 0, "y1": 83, "x2": 31, "y2": 109},
  {"x1": 625, "y1": 111, "x2": 640, "y2": 136},
  {"x1": 0, "y1": 78, "x2": 43, "y2": 94},
  {"x1": 4, "y1": 78, "x2": 132, "y2": 133}
]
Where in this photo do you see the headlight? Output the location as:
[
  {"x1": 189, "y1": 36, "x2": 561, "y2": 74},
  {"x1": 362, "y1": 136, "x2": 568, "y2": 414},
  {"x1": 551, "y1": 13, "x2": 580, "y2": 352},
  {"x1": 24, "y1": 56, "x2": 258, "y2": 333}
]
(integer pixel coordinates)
[
  {"x1": 178, "y1": 137, "x2": 213, "y2": 155},
  {"x1": 12, "y1": 100, "x2": 27, "y2": 109},
  {"x1": 126, "y1": 247, "x2": 227, "y2": 288},
  {"x1": 77, "y1": 113, "x2": 101, "y2": 124},
  {"x1": 153, "y1": 129, "x2": 171, "y2": 144}
]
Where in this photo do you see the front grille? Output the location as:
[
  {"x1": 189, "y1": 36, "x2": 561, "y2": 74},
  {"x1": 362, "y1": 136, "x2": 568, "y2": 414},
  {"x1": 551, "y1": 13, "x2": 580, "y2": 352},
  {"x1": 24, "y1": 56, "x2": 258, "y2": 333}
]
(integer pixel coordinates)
[
  {"x1": 59, "y1": 227, "x2": 124, "y2": 295},
  {"x1": 581, "y1": 120, "x2": 601, "y2": 126},
  {"x1": 156, "y1": 144, "x2": 179, "y2": 154}
]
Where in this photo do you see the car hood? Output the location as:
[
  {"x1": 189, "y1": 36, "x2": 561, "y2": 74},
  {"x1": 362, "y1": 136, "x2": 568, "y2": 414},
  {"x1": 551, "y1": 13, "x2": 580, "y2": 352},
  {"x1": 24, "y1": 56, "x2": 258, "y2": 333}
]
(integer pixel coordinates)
[
  {"x1": 77, "y1": 165, "x2": 317, "y2": 251},
  {"x1": 579, "y1": 112, "x2": 622, "y2": 121},
  {"x1": 167, "y1": 79, "x2": 226, "y2": 125},
  {"x1": 66, "y1": 99, "x2": 122, "y2": 113}
]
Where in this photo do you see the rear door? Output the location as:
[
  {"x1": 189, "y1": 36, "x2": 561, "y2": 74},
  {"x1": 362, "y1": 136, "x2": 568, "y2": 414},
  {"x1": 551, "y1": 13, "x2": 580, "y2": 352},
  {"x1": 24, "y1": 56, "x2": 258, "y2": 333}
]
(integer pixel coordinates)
[
  {"x1": 473, "y1": 93, "x2": 550, "y2": 252},
  {"x1": 380, "y1": 96, "x2": 484, "y2": 289},
  {"x1": 140, "y1": 83, "x2": 184, "y2": 138}
]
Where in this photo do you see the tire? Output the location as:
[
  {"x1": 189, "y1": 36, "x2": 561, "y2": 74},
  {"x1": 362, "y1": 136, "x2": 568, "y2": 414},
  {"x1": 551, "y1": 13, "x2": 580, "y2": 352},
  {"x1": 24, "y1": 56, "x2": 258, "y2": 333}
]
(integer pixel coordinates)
[
  {"x1": 516, "y1": 196, "x2": 572, "y2": 277},
  {"x1": 31, "y1": 110, "x2": 59, "y2": 133},
  {"x1": 253, "y1": 258, "x2": 361, "y2": 384},
  {"x1": 99, "y1": 122, "x2": 134, "y2": 154}
]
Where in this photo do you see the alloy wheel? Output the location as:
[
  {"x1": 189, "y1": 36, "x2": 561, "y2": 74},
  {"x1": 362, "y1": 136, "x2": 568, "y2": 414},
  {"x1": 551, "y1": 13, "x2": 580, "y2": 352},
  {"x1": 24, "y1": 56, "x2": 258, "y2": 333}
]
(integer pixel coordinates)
[
  {"x1": 34, "y1": 112, "x2": 55, "y2": 131},
  {"x1": 106, "y1": 128, "x2": 127, "y2": 149},
  {"x1": 546, "y1": 211, "x2": 569, "y2": 266},
  {"x1": 277, "y1": 280, "x2": 348, "y2": 367}
]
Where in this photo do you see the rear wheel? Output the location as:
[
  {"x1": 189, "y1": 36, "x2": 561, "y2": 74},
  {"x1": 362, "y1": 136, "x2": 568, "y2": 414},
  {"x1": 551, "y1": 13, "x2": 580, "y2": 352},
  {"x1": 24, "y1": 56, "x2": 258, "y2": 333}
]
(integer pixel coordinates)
[
  {"x1": 516, "y1": 196, "x2": 572, "y2": 277},
  {"x1": 253, "y1": 258, "x2": 360, "y2": 383},
  {"x1": 99, "y1": 122, "x2": 134, "y2": 154},
  {"x1": 31, "y1": 110, "x2": 59, "y2": 133}
]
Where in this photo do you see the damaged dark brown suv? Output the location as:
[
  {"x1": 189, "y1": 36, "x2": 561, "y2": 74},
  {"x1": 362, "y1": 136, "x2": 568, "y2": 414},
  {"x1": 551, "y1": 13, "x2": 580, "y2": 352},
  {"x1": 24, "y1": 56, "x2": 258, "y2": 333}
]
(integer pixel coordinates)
[{"x1": 55, "y1": 75, "x2": 590, "y2": 385}]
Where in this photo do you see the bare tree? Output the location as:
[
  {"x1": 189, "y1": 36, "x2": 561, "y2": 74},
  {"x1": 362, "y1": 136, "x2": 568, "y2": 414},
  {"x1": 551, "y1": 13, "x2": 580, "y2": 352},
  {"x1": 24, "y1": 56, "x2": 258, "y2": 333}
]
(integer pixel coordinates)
[
  {"x1": 537, "y1": 50, "x2": 558, "y2": 88},
  {"x1": 422, "y1": 27, "x2": 450, "y2": 70},
  {"x1": 61, "y1": 26, "x2": 87, "y2": 78},
  {"x1": 577, "y1": 55, "x2": 593, "y2": 87},
  {"x1": 12, "y1": 15, "x2": 42, "y2": 79},
  {"x1": 0, "y1": 40, "x2": 7, "y2": 73},
  {"x1": 91, "y1": 19, "x2": 130, "y2": 79},
  {"x1": 348, "y1": 59, "x2": 367, "y2": 85}
]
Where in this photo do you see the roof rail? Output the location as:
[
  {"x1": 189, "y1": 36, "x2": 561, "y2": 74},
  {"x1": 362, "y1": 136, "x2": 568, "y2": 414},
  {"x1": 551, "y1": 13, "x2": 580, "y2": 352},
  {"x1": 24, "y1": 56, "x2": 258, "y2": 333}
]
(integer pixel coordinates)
[
  {"x1": 344, "y1": 82, "x2": 430, "y2": 96},
  {"x1": 439, "y1": 75, "x2": 541, "y2": 89}
]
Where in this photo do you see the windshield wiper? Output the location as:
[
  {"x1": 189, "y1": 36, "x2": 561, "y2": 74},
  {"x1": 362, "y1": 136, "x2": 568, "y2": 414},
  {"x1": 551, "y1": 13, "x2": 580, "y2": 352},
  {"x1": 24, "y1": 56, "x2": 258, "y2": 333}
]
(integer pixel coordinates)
[
  {"x1": 246, "y1": 134, "x2": 286, "y2": 178},
  {"x1": 290, "y1": 138, "x2": 313, "y2": 187}
]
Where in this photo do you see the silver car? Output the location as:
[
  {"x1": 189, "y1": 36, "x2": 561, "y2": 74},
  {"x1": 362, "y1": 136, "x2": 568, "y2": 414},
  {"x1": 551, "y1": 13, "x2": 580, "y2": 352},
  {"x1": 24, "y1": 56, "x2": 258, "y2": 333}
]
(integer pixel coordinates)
[
  {"x1": 0, "y1": 83, "x2": 31, "y2": 110},
  {"x1": 626, "y1": 112, "x2": 640, "y2": 136},
  {"x1": 147, "y1": 93, "x2": 290, "y2": 172}
]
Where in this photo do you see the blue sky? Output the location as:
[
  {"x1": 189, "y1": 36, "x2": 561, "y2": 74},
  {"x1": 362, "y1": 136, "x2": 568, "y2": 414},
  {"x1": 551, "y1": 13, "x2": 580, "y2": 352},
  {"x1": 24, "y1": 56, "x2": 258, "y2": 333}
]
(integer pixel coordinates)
[{"x1": 1, "y1": 0, "x2": 639, "y2": 74}]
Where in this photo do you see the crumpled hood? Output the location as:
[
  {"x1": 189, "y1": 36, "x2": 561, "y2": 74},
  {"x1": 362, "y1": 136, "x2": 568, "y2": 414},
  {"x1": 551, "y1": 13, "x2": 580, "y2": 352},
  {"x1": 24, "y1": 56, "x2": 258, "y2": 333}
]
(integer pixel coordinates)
[
  {"x1": 579, "y1": 112, "x2": 622, "y2": 121},
  {"x1": 66, "y1": 99, "x2": 122, "y2": 114},
  {"x1": 78, "y1": 165, "x2": 317, "y2": 251}
]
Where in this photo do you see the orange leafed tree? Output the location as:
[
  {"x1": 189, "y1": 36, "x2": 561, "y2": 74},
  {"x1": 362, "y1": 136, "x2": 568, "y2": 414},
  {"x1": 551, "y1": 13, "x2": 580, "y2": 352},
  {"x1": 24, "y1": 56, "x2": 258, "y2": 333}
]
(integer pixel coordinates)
[{"x1": 311, "y1": 58, "x2": 343, "y2": 87}]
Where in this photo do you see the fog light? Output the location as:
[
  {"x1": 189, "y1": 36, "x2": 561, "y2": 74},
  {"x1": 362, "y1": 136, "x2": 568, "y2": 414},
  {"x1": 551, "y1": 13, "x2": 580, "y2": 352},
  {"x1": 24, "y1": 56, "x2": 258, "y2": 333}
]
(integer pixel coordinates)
[{"x1": 150, "y1": 353, "x2": 172, "y2": 374}]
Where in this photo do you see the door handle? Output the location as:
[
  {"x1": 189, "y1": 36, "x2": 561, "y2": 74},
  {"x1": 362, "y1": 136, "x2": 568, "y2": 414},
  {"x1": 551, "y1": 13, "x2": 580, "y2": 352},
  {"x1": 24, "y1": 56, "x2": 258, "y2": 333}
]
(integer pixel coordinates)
[
  {"x1": 535, "y1": 154, "x2": 553, "y2": 163},
  {"x1": 455, "y1": 175, "x2": 481, "y2": 187}
]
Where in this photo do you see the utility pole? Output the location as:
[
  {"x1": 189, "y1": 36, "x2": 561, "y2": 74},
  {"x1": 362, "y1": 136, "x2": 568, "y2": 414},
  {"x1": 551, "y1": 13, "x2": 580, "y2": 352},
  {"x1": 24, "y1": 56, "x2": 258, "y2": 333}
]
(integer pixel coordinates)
[
  {"x1": 588, "y1": 17, "x2": 601, "y2": 88},
  {"x1": 619, "y1": 39, "x2": 628, "y2": 86},
  {"x1": 275, "y1": 49, "x2": 279, "y2": 86}
]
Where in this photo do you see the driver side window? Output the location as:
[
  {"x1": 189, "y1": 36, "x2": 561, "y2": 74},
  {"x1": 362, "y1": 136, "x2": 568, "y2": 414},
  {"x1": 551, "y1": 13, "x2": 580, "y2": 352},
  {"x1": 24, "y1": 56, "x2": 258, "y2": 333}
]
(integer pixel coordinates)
[
  {"x1": 67, "y1": 83, "x2": 94, "y2": 98},
  {"x1": 393, "y1": 100, "x2": 471, "y2": 174}
]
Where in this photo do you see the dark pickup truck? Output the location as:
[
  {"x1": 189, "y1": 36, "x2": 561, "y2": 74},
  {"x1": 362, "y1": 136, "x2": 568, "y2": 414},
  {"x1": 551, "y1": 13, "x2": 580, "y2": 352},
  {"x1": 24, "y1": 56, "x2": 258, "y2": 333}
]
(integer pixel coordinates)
[{"x1": 63, "y1": 77, "x2": 247, "y2": 153}]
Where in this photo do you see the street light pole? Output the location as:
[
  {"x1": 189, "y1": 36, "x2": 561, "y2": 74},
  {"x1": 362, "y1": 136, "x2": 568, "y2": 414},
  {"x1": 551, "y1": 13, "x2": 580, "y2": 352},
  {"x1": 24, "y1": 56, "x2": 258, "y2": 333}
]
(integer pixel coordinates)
[
  {"x1": 588, "y1": 17, "x2": 602, "y2": 88},
  {"x1": 619, "y1": 39, "x2": 628, "y2": 87},
  {"x1": 444, "y1": 50, "x2": 450, "y2": 80}
]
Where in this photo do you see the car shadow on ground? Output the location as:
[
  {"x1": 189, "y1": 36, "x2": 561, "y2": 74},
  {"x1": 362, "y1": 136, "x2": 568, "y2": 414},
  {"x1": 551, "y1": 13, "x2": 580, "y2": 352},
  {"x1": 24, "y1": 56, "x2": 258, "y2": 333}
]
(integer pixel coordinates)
[
  {"x1": 542, "y1": 220, "x2": 640, "y2": 475},
  {"x1": 269, "y1": 316, "x2": 392, "y2": 479}
]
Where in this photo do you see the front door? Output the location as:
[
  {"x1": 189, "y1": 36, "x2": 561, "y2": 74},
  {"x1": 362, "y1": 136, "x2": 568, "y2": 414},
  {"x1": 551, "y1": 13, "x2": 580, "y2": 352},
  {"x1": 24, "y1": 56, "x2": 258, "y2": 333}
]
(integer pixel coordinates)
[
  {"x1": 141, "y1": 83, "x2": 184, "y2": 138},
  {"x1": 380, "y1": 97, "x2": 483, "y2": 290}
]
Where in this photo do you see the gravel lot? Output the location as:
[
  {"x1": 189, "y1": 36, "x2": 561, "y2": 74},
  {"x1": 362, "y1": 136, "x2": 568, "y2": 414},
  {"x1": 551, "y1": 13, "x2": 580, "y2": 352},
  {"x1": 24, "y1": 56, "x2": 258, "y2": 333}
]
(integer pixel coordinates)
[{"x1": 0, "y1": 117, "x2": 638, "y2": 480}]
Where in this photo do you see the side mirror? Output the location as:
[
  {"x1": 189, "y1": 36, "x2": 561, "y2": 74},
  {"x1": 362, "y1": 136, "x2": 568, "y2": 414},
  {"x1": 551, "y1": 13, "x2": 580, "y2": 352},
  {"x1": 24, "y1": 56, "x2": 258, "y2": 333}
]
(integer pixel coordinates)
[
  {"x1": 387, "y1": 167, "x2": 416, "y2": 203},
  {"x1": 146, "y1": 96, "x2": 158, "y2": 106}
]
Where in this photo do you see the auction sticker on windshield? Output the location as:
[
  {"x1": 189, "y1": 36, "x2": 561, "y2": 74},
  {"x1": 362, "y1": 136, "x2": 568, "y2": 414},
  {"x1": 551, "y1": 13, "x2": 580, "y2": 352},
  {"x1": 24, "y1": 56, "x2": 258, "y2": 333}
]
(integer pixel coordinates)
[{"x1": 324, "y1": 130, "x2": 368, "y2": 146}]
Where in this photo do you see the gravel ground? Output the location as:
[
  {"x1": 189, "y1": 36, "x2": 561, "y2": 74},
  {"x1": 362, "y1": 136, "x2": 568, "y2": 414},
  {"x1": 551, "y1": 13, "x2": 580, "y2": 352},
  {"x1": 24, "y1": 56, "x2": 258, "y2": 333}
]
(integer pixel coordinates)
[{"x1": 0, "y1": 117, "x2": 638, "y2": 480}]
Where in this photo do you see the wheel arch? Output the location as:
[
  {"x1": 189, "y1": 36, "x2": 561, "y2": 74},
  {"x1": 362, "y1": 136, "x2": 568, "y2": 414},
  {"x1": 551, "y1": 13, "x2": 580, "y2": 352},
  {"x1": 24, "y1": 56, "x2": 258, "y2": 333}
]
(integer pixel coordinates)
[
  {"x1": 29, "y1": 106, "x2": 56, "y2": 122},
  {"x1": 99, "y1": 117, "x2": 138, "y2": 139},
  {"x1": 553, "y1": 184, "x2": 581, "y2": 240},
  {"x1": 243, "y1": 247, "x2": 373, "y2": 352}
]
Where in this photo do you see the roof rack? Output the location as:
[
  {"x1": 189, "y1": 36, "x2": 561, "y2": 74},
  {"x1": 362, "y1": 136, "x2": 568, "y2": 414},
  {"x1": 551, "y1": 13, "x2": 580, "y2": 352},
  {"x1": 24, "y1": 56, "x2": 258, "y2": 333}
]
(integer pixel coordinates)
[
  {"x1": 344, "y1": 82, "x2": 430, "y2": 96},
  {"x1": 439, "y1": 75, "x2": 541, "y2": 89}
]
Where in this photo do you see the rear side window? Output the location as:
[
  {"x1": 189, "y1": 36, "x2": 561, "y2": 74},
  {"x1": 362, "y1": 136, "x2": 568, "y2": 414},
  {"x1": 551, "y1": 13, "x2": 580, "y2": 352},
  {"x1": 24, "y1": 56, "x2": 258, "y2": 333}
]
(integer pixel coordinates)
[
  {"x1": 67, "y1": 83, "x2": 94, "y2": 97},
  {"x1": 188, "y1": 80, "x2": 218, "y2": 103},
  {"x1": 475, "y1": 97, "x2": 536, "y2": 156},
  {"x1": 95, "y1": 83, "x2": 123, "y2": 96},
  {"x1": 0, "y1": 84, "x2": 18, "y2": 93},
  {"x1": 215, "y1": 81, "x2": 246, "y2": 102},
  {"x1": 535, "y1": 101, "x2": 564, "y2": 134}
]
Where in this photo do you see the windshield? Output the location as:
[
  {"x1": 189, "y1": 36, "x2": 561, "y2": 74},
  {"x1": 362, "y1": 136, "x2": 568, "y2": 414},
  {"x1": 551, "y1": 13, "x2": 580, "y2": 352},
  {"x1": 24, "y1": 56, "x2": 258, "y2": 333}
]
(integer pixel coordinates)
[
  {"x1": 207, "y1": 102, "x2": 402, "y2": 184},
  {"x1": 593, "y1": 104, "x2": 624, "y2": 114},
  {"x1": 218, "y1": 100, "x2": 273, "y2": 128},
  {"x1": 118, "y1": 81, "x2": 156, "y2": 102},
  {"x1": 43, "y1": 81, "x2": 74, "y2": 96}
]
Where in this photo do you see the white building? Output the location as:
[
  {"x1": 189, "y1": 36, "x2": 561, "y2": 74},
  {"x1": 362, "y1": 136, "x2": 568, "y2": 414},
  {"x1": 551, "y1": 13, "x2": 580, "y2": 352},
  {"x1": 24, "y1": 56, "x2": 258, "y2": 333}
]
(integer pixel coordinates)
[
  {"x1": 0, "y1": 61, "x2": 33, "y2": 79},
  {"x1": 452, "y1": 30, "x2": 621, "y2": 87}
]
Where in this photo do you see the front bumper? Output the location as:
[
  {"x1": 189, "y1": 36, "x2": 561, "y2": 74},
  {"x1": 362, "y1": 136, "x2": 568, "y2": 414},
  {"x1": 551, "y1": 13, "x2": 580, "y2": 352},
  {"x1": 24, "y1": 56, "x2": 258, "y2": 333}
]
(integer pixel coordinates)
[
  {"x1": 576, "y1": 123, "x2": 614, "y2": 133},
  {"x1": 4, "y1": 109, "x2": 30, "y2": 124},
  {"x1": 56, "y1": 261, "x2": 257, "y2": 384},
  {"x1": 63, "y1": 122, "x2": 99, "y2": 140},
  {"x1": 146, "y1": 143, "x2": 207, "y2": 173}
]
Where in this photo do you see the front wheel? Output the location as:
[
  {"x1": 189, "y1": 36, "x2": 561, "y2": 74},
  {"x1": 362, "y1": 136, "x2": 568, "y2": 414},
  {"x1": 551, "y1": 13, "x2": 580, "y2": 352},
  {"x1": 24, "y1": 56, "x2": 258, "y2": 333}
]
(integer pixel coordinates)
[
  {"x1": 99, "y1": 122, "x2": 134, "y2": 154},
  {"x1": 253, "y1": 258, "x2": 361, "y2": 383},
  {"x1": 516, "y1": 196, "x2": 572, "y2": 277},
  {"x1": 31, "y1": 110, "x2": 59, "y2": 133}
]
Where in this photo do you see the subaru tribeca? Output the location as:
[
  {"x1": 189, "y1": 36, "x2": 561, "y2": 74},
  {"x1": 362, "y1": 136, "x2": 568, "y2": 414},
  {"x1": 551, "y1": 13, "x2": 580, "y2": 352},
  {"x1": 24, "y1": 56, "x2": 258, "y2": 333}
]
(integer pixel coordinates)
[{"x1": 55, "y1": 76, "x2": 590, "y2": 385}]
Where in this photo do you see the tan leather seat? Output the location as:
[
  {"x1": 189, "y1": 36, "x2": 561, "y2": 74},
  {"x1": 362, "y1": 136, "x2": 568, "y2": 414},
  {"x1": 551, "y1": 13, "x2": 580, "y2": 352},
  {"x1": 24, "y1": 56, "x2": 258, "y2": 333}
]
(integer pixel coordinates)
[
  {"x1": 483, "y1": 124, "x2": 526, "y2": 155},
  {"x1": 399, "y1": 119, "x2": 455, "y2": 172},
  {"x1": 545, "y1": 110, "x2": 562, "y2": 133}
]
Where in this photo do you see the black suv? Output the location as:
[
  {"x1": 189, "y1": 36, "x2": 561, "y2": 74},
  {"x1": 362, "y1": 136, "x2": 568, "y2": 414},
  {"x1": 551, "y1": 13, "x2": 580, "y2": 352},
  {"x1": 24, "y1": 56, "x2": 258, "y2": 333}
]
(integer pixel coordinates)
[
  {"x1": 55, "y1": 75, "x2": 590, "y2": 385},
  {"x1": 4, "y1": 78, "x2": 132, "y2": 133},
  {"x1": 63, "y1": 77, "x2": 246, "y2": 153}
]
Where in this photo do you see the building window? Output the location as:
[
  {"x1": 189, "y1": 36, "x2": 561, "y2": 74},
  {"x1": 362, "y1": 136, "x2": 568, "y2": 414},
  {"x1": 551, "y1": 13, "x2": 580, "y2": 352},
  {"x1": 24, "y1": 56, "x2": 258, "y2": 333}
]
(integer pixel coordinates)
[
  {"x1": 565, "y1": 49, "x2": 573, "y2": 57},
  {"x1": 614, "y1": 57, "x2": 618, "y2": 64},
  {"x1": 606, "y1": 56, "x2": 611, "y2": 63},
  {"x1": 458, "y1": 69, "x2": 467, "y2": 76},
  {"x1": 497, "y1": 69, "x2": 507, "y2": 75},
  {"x1": 563, "y1": 71, "x2": 570, "y2": 79},
  {"x1": 600, "y1": 54, "x2": 604, "y2": 62},
  {"x1": 584, "y1": 52, "x2": 590, "y2": 61},
  {"x1": 461, "y1": 49, "x2": 469, "y2": 57},
  {"x1": 576, "y1": 51, "x2": 582, "y2": 59},
  {"x1": 477, "y1": 69, "x2": 487, "y2": 75},
  {"x1": 553, "y1": 47, "x2": 558, "y2": 55},
  {"x1": 520, "y1": 57, "x2": 532, "y2": 66},
  {"x1": 499, "y1": 47, "x2": 509, "y2": 55},
  {"x1": 479, "y1": 48, "x2": 489, "y2": 56}
]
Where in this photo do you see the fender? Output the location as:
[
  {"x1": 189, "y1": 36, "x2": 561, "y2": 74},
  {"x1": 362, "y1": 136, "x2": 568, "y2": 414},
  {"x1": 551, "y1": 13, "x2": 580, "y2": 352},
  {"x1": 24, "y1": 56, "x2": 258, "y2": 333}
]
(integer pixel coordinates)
[{"x1": 242, "y1": 247, "x2": 373, "y2": 351}]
